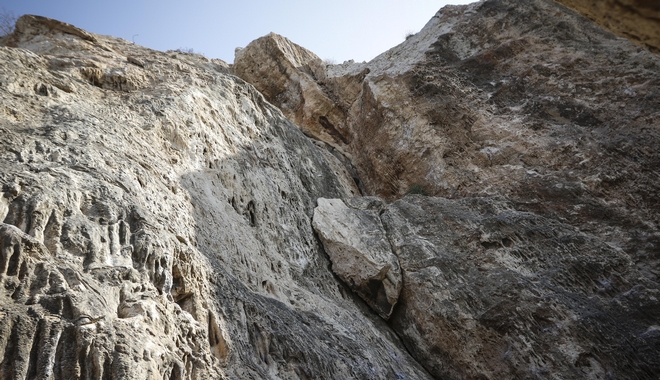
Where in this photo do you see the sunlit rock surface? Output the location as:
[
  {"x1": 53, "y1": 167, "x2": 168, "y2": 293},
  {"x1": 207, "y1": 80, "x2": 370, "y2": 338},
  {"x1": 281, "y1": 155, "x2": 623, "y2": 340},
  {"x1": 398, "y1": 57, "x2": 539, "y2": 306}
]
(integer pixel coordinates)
[
  {"x1": 237, "y1": 0, "x2": 660, "y2": 378},
  {"x1": 0, "y1": 15, "x2": 428, "y2": 380}
]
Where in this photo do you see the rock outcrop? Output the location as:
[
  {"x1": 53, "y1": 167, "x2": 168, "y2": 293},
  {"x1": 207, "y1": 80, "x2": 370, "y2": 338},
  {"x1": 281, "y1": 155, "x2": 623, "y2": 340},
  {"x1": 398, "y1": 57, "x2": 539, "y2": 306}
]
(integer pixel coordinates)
[
  {"x1": 2, "y1": 0, "x2": 660, "y2": 379},
  {"x1": 234, "y1": 0, "x2": 660, "y2": 253},
  {"x1": 0, "y1": 14, "x2": 428, "y2": 380},
  {"x1": 237, "y1": 0, "x2": 660, "y2": 378}
]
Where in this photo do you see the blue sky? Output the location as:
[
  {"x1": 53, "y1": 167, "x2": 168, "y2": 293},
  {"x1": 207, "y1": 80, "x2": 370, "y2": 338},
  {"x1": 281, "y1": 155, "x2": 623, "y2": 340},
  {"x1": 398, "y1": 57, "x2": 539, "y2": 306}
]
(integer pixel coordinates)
[{"x1": 0, "y1": 0, "x2": 474, "y2": 63}]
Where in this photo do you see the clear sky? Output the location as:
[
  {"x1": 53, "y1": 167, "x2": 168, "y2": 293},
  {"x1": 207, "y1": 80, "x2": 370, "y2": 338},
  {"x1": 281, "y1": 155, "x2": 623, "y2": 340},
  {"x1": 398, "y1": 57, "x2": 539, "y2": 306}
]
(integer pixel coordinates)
[{"x1": 0, "y1": 0, "x2": 475, "y2": 63}]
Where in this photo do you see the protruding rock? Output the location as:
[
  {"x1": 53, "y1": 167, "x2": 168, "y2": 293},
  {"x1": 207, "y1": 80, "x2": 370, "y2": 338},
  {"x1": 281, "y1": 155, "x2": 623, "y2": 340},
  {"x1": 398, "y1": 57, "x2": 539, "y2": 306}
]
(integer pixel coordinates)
[
  {"x1": 233, "y1": 33, "x2": 353, "y2": 150},
  {"x1": 13, "y1": 15, "x2": 97, "y2": 42},
  {"x1": 312, "y1": 197, "x2": 401, "y2": 319}
]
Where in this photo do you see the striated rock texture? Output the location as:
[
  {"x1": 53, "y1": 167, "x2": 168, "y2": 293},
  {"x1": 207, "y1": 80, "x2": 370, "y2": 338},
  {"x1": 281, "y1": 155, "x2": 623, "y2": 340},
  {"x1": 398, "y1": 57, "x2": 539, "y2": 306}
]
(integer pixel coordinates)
[
  {"x1": 313, "y1": 195, "x2": 660, "y2": 379},
  {"x1": 2, "y1": 1, "x2": 660, "y2": 379},
  {"x1": 0, "y1": 14, "x2": 429, "y2": 380},
  {"x1": 236, "y1": 0, "x2": 660, "y2": 347},
  {"x1": 238, "y1": 0, "x2": 660, "y2": 378},
  {"x1": 312, "y1": 197, "x2": 401, "y2": 319},
  {"x1": 553, "y1": 0, "x2": 660, "y2": 54}
]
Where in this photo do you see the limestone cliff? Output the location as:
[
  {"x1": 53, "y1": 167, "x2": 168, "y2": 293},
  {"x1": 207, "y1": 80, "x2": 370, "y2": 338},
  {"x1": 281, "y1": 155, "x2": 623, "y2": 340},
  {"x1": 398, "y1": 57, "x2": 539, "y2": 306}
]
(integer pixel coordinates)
[
  {"x1": 235, "y1": 0, "x2": 660, "y2": 378},
  {"x1": 1, "y1": 0, "x2": 660, "y2": 379},
  {"x1": 0, "y1": 14, "x2": 427, "y2": 380}
]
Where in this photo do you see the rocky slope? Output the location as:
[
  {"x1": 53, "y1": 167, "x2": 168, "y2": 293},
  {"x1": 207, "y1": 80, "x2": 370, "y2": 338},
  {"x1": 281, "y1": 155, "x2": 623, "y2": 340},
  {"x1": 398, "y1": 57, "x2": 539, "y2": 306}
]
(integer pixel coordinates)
[
  {"x1": 314, "y1": 195, "x2": 660, "y2": 379},
  {"x1": 1, "y1": 0, "x2": 659, "y2": 379},
  {"x1": 0, "y1": 15, "x2": 428, "y2": 380}
]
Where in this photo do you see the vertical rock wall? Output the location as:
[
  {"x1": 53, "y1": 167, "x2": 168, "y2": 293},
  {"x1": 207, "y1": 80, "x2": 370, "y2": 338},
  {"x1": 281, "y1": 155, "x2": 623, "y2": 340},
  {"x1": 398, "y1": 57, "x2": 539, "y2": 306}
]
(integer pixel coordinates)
[{"x1": 0, "y1": 15, "x2": 430, "y2": 380}]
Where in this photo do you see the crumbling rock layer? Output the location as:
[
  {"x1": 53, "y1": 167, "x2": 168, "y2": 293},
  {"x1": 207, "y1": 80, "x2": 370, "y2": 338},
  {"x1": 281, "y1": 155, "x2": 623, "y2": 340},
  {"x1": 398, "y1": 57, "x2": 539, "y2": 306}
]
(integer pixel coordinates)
[{"x1": 0, "y1": 15, "x2": 429, "y2": 380}]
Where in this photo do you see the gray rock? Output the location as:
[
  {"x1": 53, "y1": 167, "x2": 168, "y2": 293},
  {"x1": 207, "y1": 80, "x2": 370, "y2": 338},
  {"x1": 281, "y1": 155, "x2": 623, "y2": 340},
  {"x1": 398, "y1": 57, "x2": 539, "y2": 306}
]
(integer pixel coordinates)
[
  {"x1": 385, "y1": 195, "x2": 660, "y2": 379},
  {"x1": 0, "y1": 14, "x2": 430, "y2": 380},
  {"x1": 312, "y1": 198, "x2": 401, "y2": 319}
]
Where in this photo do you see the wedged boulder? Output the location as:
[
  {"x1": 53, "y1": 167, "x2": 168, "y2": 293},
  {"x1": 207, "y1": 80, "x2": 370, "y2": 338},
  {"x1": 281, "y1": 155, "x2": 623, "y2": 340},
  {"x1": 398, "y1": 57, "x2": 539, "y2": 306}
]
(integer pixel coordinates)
[{"x1": 312, "y1": 197, "x2": 401, "y2": 319}]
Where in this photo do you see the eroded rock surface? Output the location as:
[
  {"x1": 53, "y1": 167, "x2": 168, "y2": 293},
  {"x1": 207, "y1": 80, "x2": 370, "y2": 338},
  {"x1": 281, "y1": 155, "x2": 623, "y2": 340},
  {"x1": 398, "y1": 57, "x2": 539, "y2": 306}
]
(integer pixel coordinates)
[
  {"x1": 234, "y1": 0, "x2": 660, "y2": 276},
  {"x1": 3, "y1": 0, "x2": 660, "y2": 378},
  {"x1": 312, "y1": 197, "x2": 401, "y2": 319},
  {"x1": 383, "y1": 196, "x2": 660, "y2": 379},
  {"x1": 553, "y1": 0, "x2": 660, "y2": 54},
  {"x1": 313, "y1": 195, "x2": 660, "y2": 378},
  {"x1": 0, "y1": 15, "x2": 429, "y2": 380},
  {"x1": 262, "y1": 2, "x2": 660, "y2": 374}
]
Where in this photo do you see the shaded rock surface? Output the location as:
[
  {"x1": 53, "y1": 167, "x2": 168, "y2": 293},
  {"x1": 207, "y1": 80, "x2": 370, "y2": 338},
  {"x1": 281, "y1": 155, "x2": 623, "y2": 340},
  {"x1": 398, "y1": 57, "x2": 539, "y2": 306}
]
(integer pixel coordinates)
[
  {"x1": 236, "y1": 0, "x2": 660, "y2": 378},
  {"x1": 313, "y1": 195, "x2": 660, "y2": 379},
  {"x1": 553, "y1": 0, "x2": 660, "y2": 54},
  {"x1": 312, "y1": 197, "x2": 401, "y2": 319},
  {"x1": 383, "y1": 196, "x2": 660, "y2": 379},
  {"x1": 0, "y1": 14, "x2": 429, "y2": 380}
]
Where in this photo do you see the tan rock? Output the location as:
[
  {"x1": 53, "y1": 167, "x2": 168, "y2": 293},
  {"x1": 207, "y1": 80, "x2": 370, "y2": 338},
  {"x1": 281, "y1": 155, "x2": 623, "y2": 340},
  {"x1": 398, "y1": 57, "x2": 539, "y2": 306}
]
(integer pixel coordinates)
[
  {"x1": 233, "y1": 33, "x2": 352, "y2": 150},
  {"x1": 553, "y1": 0, "x2": 660, "y2": 54},
  {"x1": 234, "y1": 0, "x2": 660, "y2": 291}
]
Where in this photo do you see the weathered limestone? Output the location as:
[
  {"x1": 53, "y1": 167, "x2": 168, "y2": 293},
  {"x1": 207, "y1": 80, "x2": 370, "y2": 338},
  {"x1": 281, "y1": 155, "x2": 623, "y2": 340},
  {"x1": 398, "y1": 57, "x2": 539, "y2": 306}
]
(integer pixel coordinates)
[
  {"x1": 382, "y1": 196, "x2": 659, "y2": 379},
  {"x1": 233, "y1": 33, "x2": 352, "y2": 151},
  {"x1": 2, "y1": 0, "x2": 660, "y2": 378},
  {"x1": 234, "y1": 1, "x2": 660, "y2": 264},
  {"x1": 553, "y1": 0, "x2": 660, "y2": 53},
  {"x1": 312, "y1": 195, "x2": 660, "y2": 379},
  {"x1": 0, "y1": 14, "x2": 430, "y2": 380},
  {"x1": 312, "y1": 197, "x2": 401, "y2": 319}
]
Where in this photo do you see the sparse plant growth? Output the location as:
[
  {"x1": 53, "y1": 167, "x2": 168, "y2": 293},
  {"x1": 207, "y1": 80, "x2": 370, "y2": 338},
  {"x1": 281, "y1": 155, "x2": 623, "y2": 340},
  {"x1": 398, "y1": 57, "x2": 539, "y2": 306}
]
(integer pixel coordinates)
[
  {"x1": 323, "y1": 58, "x2": 336, "y2": 65},
  {"x1": 405, "y1": 30, "x2": 416, "y2": 40},
  {"x1": 0, "y1": 7, "x2": 17, "y2": 36},
  {"x1": 407, "y1": 184, "x2": 429, "y2": 196},
  {"x1": 168, "y1": 47, "x2": 203, "y2": 55}
]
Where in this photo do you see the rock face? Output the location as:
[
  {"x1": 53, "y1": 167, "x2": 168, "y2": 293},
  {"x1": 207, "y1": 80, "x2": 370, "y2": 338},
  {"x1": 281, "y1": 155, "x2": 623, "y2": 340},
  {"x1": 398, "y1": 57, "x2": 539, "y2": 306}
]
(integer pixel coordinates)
[
  {"x1": 312, "y1": 197, "x2": 401, "y2": 319},
  {"x1": 236, "y1": 0, "x2": 660, "y2": 378},
  {"x1": 313, "y1": 195, "x2": 660, "y2": 379},
  {"x1": 0, "y1": 14, "x2": 428, "y2": 380},
  {"x1": 383, "y1": 196, "x2": 659, "y2": 379},
  {"x1": 553, "y1": 0, "x2": 660, "y2": 54},
  {"x1": 234, "y1": 0, "x2": 660, "y2": 256},
  {"x1": 2, "y1": 0, "x2": 660, "y2": 379}
]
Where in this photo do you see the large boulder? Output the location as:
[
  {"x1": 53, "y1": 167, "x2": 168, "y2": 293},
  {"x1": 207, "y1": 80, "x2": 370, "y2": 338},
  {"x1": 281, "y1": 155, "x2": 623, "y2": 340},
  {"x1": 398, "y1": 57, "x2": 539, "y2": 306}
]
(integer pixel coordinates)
[
  {"x1": 233, "y1": 33, "x2": 353, "y2": 151},
  {"x1": 312, "y1": 197, "x2": 401, "y2": 319}
]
